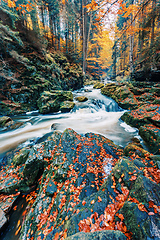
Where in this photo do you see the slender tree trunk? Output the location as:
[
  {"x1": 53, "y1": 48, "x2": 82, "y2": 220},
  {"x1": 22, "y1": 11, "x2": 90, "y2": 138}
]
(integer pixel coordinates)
[
  {"x1": 86, "y1": 13, "x2": 92, "y2": 60},
  {"x1": 82, "y1": 0, "x2": 86, "y2": 74},
  {"x1": 129, "y1": 11, "x2": 135, "y2": 77},
  {"x1": 151, "y1": 0, "x2": 157, "y2": 70},
  {"x1": 57, "y1": 14, "x2": 61, "y2": 50},
  {"x1": 113, "y1": 43, "x2": 117, "y2": 79}
]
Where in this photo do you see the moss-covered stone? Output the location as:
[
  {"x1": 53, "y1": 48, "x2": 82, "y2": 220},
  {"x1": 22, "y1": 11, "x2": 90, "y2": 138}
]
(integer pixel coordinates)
[
  {"x1": 60, "y1": 101, "x2": 75, "y2": 113},
  {"x1": 93, "y1": 82, "x2": 104, "y2": 89},
  {"x1": 0, "y1": 116, "x2": 12, "y2": 127},
  {"x1": 139, "y1": 125, "x2": 160, "y2": 154},
  {"x1": 119, "y1": 201, "x2": 150, "y2": 240},
  {"x1": 37, "y1": 90, "x2": 74, "y2": 114},
  {"x1": 13, "y1": 147, "x2": 30, "y2": 166},
  {"x1": 124, "y1": 143, "x2": 150, "y2": 158},
  {"x1": 76, "y1": 96, "x2": 88, "y2": 102}
]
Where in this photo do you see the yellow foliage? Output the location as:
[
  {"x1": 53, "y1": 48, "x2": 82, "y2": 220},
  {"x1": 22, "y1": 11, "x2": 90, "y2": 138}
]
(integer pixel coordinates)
[{"x1": 7, "y1": 0, "x2": 16, "y2": 8}]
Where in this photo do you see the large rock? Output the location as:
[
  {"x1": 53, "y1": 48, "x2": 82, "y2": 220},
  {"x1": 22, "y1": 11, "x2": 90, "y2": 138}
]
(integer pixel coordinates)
[
  {"x1": 139, "y1": 124, "x2": 160, "y2": 154},
  {"x1": 60, "y1": 101, "x2": 75, "y2": 113},
  {"x1": 0, "y1": 116, "x2": 25, "y2": 130},
  {"x1": 19, "y1": 129, "x2": 123, "y2": 240},
  {"x1": 0, "y1": 116, "x2": 12, "y2": 127},
  {"x1": 37, "y1": 90, "x2": 74, "y2": 114},
  {"x1": 13, "y1": 147, "x2": 30, "y2": 166}
]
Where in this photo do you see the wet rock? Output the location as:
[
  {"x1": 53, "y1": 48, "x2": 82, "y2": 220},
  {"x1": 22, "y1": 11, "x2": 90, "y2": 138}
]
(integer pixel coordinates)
[
  {"x1": 124, "y1": 143, "x2": 150, "y2": 158},
  {"x1": 119, "y1": 201, "x2": 151, "y2": 240},
  {"x1": 93, "y1": 82, "x2": 104, "y2": 89},
  {"x1": 139, "y1": 124, "x2": 160, "y2": 154},
  {"x1": 119, "y1": 175, "x2": 160, "y2": 240},
  {"x1": 0, "y1": 116, "x2": 12, "y2": 127},
  {"x1": 37, "y1": 90, "x2": 74, "y2": 114},
  {"x1": 0, "y1": 193, "x2": 20, "y2": 213},
  {"x1": 19, "y1": 129, "x2": 123, "y2": 240},
  {"x1": 66, "y1": 230, "x2": 127, "y2": 240},
  {"x1": 13, "y1": 147, "x2": 30, "y2": 166},
  {"x1": 0, "y1": 116, "x2": 25, "y2": 130},
  {"x1": 0, "y1": 208, "x2": 7, "y2": 230},
  {"x1": 4, "y1": 121, "x2": 24, "y2": 130},
  {"x1": 60, "y1": 101, "x2": 75, "y2": 113},
  {"x1": 76, "y1": 96, "x2": 88, "y2": 102},
  {"x1": 23, "y1": 146, "x2": 45, "y2": 186}
]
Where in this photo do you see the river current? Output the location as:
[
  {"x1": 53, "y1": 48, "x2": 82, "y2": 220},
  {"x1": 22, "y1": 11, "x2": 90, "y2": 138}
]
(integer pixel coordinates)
[{"x1": 0, "y1": 85, "x2": 140, "y2": 158}]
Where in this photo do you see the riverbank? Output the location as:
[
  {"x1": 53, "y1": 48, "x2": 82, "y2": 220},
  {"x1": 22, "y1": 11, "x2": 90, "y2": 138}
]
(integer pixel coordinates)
[{"x1": 101, "y1": 81, "x2": 160, "y2": 154}]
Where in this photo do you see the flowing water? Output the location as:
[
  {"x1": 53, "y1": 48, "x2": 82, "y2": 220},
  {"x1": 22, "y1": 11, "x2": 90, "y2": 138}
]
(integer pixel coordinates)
[{"x1": 0, "y1": 85, "x2": 140, "y2": 157}]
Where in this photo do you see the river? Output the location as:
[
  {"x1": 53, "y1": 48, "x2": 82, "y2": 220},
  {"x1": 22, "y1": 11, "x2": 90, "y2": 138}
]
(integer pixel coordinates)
[{"x1": 0, "y1": 85, "x2": 140, "y2": 158}]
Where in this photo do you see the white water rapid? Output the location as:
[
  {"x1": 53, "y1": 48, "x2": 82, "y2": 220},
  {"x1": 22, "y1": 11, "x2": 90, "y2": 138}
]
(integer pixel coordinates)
[{"x1": 0, "y1": 86, "x2": 139, "y2": 156}]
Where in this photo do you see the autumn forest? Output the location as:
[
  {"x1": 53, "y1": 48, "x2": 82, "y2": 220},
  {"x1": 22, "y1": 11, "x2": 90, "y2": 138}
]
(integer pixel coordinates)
[{"x1": 0, "y1": 0, "x2": 160, "y2": 239}]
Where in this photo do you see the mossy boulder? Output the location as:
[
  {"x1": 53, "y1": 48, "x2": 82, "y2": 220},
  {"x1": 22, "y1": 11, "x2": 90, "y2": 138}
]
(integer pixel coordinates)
[
  {"x1": 121, "y1": 111, "x2": 149, "y2": 128},
  {"x1": 124, "y1": 143, "x2": 150, "y2": 158},
  {"x1": 76, "y1": 96, "x2": 88, "y2": 102},
  {"x1": 13, "y1": 147, "x2": 30, "y2": 166},
  {"x1": 139, "y1": 125, "x2": 160, "y2": 154},
  {"x1": 60, "y1": 101, "x2": 75, "y2": 113},
  {"x1": 0, "y1": 116, "x2": 24, "y2": 130},
  {"x1": 0, "y1": 116, "x2": 12, "y2": 127},
  {"x1": 93, "y1": 82, "x2": 104, "y2": 89},
  {"x1": 119, "y1": 201, "x2": 150, "y2": 240},
  {"x1": 37, "y1": 90, "x2": 74, "y2": 114},
  {"x1": 23, "y1": 146, "x2": 45, "y2": 186},
  {"x1": 119, "y1": 175, "x2": 160, "y2": 240},
  {"x1": 66, "y1": 230, "x2": 127, "y2": 240},
  {"x1": 101, "y1": 83, "x2": 118, "y2": 100},
  {"x1": 119, "y1": 97, "x2": 138, "y2": 110}
]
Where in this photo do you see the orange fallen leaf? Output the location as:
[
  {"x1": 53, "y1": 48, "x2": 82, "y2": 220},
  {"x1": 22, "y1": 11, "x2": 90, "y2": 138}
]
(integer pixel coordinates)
[
  {"x1": 148, "y1": 212, "x2": 155, "y2": 215},
  {"x1": 91, "y1": 200, "x2": 95, "y2": 204}
]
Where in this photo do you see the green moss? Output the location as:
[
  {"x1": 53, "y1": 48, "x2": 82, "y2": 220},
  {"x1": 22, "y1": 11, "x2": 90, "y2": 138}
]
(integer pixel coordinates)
[
  {"x1": 13, "y1": 147, "x2": 30, "y2": 166},
  {"x1": 76, "y1": 96, "x2": 88, "y2": 102},
  {"x1": 93, "y1": 82, "x2": 104, "y2": 89},
  {"x1": 120, "y1": 201, "x2": 150, "y2": 240}
]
